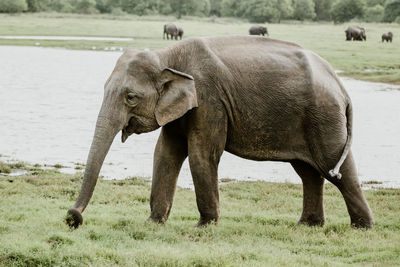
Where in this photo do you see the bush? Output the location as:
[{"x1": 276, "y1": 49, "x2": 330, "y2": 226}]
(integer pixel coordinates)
[
  {"x1": 364, "y1": 4, "x2": 384, "y2": 22},
  {"x1": 95, "y1": 0, "x2": 116, "y2": 13},
  {"x1": 73, "y1": 0, "x2": 98, "y2": 14},
  {"x1": 0, "y1": 0, "x2": 28, "y2": 13},
  {"x1": 110, "y1": 7, "x2": 126, "y2": 16},
  {"x1": 26, "y1": 0, "x2": 51, "y2": 12}
]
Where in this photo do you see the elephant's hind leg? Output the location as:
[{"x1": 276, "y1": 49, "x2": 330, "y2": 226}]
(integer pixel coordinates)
[
  {"x1": 291, "y1": 160, "x2": 325, "y2": 226},
  {"x1": 325, "y1": 152, "x2": 374, "y2": 228}
]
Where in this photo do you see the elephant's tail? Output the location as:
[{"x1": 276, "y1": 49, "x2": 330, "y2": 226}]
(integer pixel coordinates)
[{"x1": 329, "y1": 101, "x2": 353, "y2": 179}]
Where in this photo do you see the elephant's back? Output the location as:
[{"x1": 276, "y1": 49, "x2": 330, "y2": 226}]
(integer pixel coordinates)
[
  {"x1": 204, "y1": 36, "x2": 349, "y2": 116},
  {"x1": 165, "y1": 23, "x2": 177, "y2": 32}
]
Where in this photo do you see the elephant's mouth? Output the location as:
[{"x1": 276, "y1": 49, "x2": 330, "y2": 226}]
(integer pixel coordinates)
[
  {"x1": 121, "y1": 128, "x2": 129, "y2": 143},
  {"x1": 121, "y1": 115, "x2": 160, "y2": 142},
  {"x1": 121, "y1": 117, "x2": 135, "y2": 143}
]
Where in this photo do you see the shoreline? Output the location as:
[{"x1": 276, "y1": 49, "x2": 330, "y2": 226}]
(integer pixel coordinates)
[
  {"x1": 1, "y1": 41, "x2": 399, "y2": 85},
  {"x1": 0, "y1": 157, "x2": 392, "y2": 190}
]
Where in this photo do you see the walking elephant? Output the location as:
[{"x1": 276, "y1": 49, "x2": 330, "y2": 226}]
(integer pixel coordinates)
[
  {"x1": 345, "y1": 26, "x2": 366, "y2": 41},
  {"x1": 65, "y1": 36, "x2": 374, "y2": 230},
  {"x1": 163, "y1": 23, "x2": 179, "y2": 40},
  {"x1": 249, "y1": 25, "x2": 269, "y2": 36},
  {"x1": 382, "y1": 32, "x2": 393, "y2": 42}
]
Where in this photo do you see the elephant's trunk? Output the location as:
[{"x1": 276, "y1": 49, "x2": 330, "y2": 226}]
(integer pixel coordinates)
[{"x1": 65, "y1": 112, "x2": 120, "y2": 229}]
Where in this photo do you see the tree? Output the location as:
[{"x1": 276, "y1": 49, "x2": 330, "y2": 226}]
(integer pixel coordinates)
[
  {"x1": 383, "y1": 0, "x2": 400, "y2": 22},
  {"x1": 0, "y1": 0, "x2": 28, "y2": 12},
  {"x1": 243, "y1": 0, "x2": 280, "y2": 23},
  {"x1": 95, "y1": 0, "x2": 116, "y2": 13},
  {"x1": 293, "y1": 0, "x2": 316, "y2": 20},
  {"x1": 331, "y1": 0, "x2": 366, "y2": 23},
  {"x1": 221, "y1": 0, "x2": 245, "y2": 17},
  {"x1": 167, "y1": 0, "x2": 210, "y2": 18},
  {"x1": 73, "y1": 0, "x2": 97, "y2": 14},
  {"x1": 365, "y1": 0, "x2": 385, "y2": 6},
  {"x1": 276, "y1": 0, "x2": 293, "y2": 22},
  {"x1": 313, "y1": 0, "x2": 333, "y2": 21},
  {"x1": 26, "y1": 0, "x2": 51, "y2": 12},
  {"x1": 364, "y1": 4, "x2": 384, "y2": 21},
  {"x1": 209, "y1": 0, "x2": 222, "y2": 16}
]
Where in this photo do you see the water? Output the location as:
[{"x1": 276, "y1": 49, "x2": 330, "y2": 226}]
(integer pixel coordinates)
[
  {"x1": 0, "y1": 46, "x2": 399, "y2": 188},
  {"x1": 0, "y1": 36, "x2": 133, "y2": 41}
]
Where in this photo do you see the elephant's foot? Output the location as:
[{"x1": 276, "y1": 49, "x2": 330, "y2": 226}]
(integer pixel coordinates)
[
  {"x1": 65, "y1": 208, "x2": 83, "y2": 229},
  {"x1": 297, "y1": 214, "x2": 325, "y2": 227},
  {"x1": 146, "y1": 216, "x2": 166, "y2": 225},
  {"x1": 196, "y1": 215, "x2": 218, "y2": 227},
  {"x1": 148, "y1": 211, "x2": 169, "y2": 225},
  {"x1": 350, "y1": 214, "x2": 374, "y2": 229}
]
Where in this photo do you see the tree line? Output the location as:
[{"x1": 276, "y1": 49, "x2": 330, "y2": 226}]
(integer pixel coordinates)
[{"x1": 1, "y1": 0, "x2": 399, "y2": 23}]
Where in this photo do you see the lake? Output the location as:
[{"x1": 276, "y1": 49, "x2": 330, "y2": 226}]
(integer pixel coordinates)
[{"x1": 0, "y1": 46, "x2": 399, "y2": 188}]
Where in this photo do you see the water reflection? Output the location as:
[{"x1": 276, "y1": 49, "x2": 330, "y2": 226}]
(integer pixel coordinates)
[{"x1": 0, "y1": 46, "x2": 399, "y2": 188}]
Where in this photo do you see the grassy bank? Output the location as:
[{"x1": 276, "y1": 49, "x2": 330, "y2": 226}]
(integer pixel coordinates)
[
  {"x1": 0, "y1": 163, "x2": 399, "y2": 266},
  {"x1": 0, "y1": 13, "x2": 399, "y2": 84}
]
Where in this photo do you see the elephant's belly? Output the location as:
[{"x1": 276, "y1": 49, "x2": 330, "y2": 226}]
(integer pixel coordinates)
[{"x1": 224, "y1": 122, "x2": 307, "y2": 162}]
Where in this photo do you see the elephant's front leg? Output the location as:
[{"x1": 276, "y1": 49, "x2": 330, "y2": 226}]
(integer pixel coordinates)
[
  {"x1": 187, "y1": 121, "x2": 227, "y2": 227},
  {"x1": 149, "y1": 127, "x2": 187, "y2": 224}
]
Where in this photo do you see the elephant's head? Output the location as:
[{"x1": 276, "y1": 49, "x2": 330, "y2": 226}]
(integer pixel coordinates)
[
  {"x1": 261, "y1": 26, "x2": 269, "y2": 36},
  {"x1": 359, "y1": 27, "x2": 366, "y2": 41},
  {"x1": 65, "y1": 49, "x2": 198, "y2": 228}
]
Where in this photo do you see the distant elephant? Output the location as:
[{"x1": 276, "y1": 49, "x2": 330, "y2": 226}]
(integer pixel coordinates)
[
  {"x1": 382, "y1": 32, "x2": 393, "y2": 42},
  {"x1": 163, "y1": 23, "x2": 179, "y2": 40},
  {"x1": 345, "y1": 26, "x2": 366, "y2": 41},
  {"x1": 249, "y1": 25, "x2": 269, "y2": 36},
  {"x1": 177, "y1": 27, "x2": 184, "y2": 40},
  {"x1": 65, "y1": 36, "x2": 374, "y2": 230}
]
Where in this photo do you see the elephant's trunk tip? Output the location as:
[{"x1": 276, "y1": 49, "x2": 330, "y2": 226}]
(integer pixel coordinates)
[{"x1": 65, "y1": 208, "x2": 83, "y2": 229}]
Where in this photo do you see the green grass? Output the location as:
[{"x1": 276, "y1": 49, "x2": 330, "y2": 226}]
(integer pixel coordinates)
[
  {"x1": 0, "y1": 13, "x2": 399, "y2": 84},
  {"x1": 0, "y1": 165, "x2": 399, "y2": 266}
]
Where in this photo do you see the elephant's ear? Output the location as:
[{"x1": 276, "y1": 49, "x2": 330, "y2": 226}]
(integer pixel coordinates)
[{"x1": 155, "y1": 68, "x2": 198, "y2": 126}]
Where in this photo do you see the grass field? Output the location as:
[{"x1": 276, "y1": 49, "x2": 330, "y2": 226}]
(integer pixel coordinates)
[
  {"x1": 0, "y1": 13, "x2": 399, "y2": 84},
  {"x1": 0, "y1": 162, "x2": 399, "y2": 266}
]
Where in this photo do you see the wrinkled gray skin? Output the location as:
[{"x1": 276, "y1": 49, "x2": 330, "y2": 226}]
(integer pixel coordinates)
[
  {"x1": 177, "y1": 27, "x2": 184, "y2": 40},
  {"x1": 249, "y1": 25, "x2": 269, "y2": 36},
  {"x1": 345, "y1": 26, "x2": 366, "y2": 41},
  {"x1": 163, "y1": 23, "x2": 179, "y2": 40},
  {"x1": 65, "y1": 36, "x2": 374, "y2": 230},
  {"x1": 382, "y1": 32, "x2": 393, "y2": 42}
]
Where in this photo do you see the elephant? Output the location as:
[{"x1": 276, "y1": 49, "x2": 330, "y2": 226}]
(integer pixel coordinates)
[
  {"x1": 177, "y1": 27, "x2": 184, "y2": 40},
  {"x1": 163, "y1": 23, "x2": 179, "y2": 40},
  {"x1": 65, "y1": 36, "x2": 374, "y2": 230},
  {"x1": 249, "y1": 25, "x2": 269, "y2": 36},
  {"x1": 382, "y1": 32, "x2": 393, "y2": 42},
  {"x1": 345, "y1": 26, "x2": 366, "y2": 41}
]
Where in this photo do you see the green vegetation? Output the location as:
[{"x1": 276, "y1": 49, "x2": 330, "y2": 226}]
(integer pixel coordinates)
[
  {"x1": 331, "y1": 0, "x2": 365, "y2": 23},
  {"x1": 0, "y1": 0, "x2": 27, "y2": 13},
  {"x1": 1, "y1": 0, "x2": 399, "y2": 23},
  {"x1": 0, "y1": 13, "x2": 399, "y2": 84},
  {"x1": 0, "y1": 161, "x2": 27, "y2": 174},
  {"x1": 0, "y1": 162, "x2": 399, "y2": 266}
]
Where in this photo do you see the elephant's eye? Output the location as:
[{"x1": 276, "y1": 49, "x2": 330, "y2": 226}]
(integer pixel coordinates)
[{"x1": 125, "y1": 93, "x2": 139, "y2": 107}]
